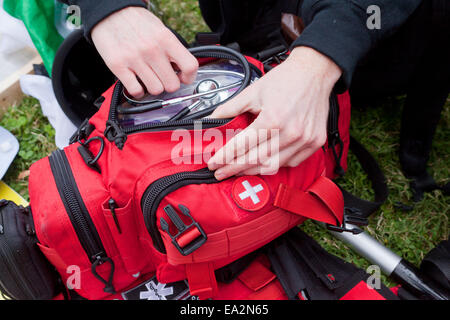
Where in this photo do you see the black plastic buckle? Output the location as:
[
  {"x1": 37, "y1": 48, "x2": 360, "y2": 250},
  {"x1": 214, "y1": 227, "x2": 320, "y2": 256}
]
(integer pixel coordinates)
[
  {"x1": 160, "y1": 204, "x2": 207, "y2": 256},
  {"x1": 69, "y1": 119, "x2": 95, "y2": 144},
  {"x1": 326, "y1": 207, "x2": 368, "y2": 235}
]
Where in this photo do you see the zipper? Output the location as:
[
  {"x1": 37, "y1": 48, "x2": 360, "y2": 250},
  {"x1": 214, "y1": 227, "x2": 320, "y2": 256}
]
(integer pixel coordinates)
[
  {"x1": 0, "y1": 235, "x2": 38, "y2": 299},
  {"x1": 327, "y1": 93, "x2": 344, "y2": 176},
  {"x1": 106, "y1": 81, "x2": 230, "y2": 149},
  {"x1": 106, "y1": 45, "x2": 253, "y2": 148},
  {"x1": 48, "y1": 149, "x2": 116, "y2": 293},
  {"x1": 328, "y1": 94, "x2": 339, "y2": 136},
  {"x1": 125, "y1": 117, "x2": 230, "y2": 134},
  {"x1": 141, "y1": 168, "x2": 218, "y2": 253}
]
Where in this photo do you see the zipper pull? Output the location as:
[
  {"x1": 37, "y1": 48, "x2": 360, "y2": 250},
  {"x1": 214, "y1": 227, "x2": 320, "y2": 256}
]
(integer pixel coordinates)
[
  {"x1": 91, "y1": 254, "x2": 116, "y2": 294},
  {"x1": 104, "y1": 120, "x2": 127, "y2": 150},
  {"x1": 108, "y1": 199, "x2": 122, "y2": 234}
]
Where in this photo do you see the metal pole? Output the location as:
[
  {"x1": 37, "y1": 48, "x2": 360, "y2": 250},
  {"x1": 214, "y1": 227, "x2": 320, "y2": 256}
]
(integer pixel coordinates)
[{"x1": 324, "y1": 223, "x2": 449, "y2": 300}]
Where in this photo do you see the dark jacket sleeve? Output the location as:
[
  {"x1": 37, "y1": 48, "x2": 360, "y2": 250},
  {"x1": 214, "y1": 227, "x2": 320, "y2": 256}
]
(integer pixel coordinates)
[
  {"x1": 291, "y1": 0, "x2": 423, "y2": 91},
  {"x1": 58, "y1": 0, "x2": 146, "y2": 40}
]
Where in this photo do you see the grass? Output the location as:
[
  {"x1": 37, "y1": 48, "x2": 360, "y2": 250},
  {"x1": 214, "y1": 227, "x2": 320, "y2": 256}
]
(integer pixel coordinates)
[
  {"x1": 0, "y1": 97, "x2": 56, "y2": 198},
  {"x1": 1, "y1": 0, "x2": 448, "y2": 289}
]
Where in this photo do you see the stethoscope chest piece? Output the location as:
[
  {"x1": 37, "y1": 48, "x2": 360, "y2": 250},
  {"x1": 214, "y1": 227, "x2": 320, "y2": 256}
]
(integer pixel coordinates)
[{"x1": 195, "y1": 79, "x2": 220, "y2": 100}]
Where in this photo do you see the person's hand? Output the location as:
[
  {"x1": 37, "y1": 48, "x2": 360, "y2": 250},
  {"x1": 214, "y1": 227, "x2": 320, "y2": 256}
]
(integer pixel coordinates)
[
  {"x1": 207, "y1": 46, "x2": 342, "y2": 180},
  {"x1": 91, "y1": 7, "x2": 198, "y2": 98}
]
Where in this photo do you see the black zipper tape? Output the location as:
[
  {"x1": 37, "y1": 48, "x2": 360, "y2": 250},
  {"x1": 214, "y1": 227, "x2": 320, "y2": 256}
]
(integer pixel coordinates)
[
  {"x1": 49, "y1": 149, "x2": 116, "y2": 293},
  {"x1": 141, "y1": 168, "x2": 218, "y2": 253}
]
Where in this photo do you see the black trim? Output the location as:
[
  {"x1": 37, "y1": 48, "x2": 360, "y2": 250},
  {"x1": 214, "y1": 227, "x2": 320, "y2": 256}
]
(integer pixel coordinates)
[
  {"x1": 141, "y1": 168, "x2": 219, "y2": 253},
  {"x1": 48, "y1": 149, "x2": 115, "y2": 293}
]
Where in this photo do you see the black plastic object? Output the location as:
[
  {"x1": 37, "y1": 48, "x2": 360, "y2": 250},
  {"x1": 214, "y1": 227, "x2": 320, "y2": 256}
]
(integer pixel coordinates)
[
  {"x1": 52, "y1": 29, "x2": 116, "y2": 127},
  {"x1": 0, "y1": 200, "x2": 61, "y2": 300},
  {"x1": 160, "y1": 204, "x2": 207, "y2": 256},
  {"x1": 420, "y1": 239, "x2": 450, "y2": 292},
  {"x1": 391, "y1": 259, "x2": 449, "y2": 300},
  {"x1": 268, "y1": 228, "x2": 398, "y2": 300}
]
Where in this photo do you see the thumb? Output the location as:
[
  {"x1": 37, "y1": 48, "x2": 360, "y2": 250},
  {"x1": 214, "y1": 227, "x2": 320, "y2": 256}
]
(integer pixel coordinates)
[{"x1": 210, "y1": 86, "x2": 254, "y2": 119}]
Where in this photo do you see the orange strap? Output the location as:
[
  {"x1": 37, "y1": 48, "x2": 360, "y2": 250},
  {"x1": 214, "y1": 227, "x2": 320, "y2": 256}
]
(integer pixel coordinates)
[
  {"x1": 274, "y1": 176, "x2": 344, "y2": 226},
  {"x1": 186, "y1": 262, "x2": 218, "y2": 300}
]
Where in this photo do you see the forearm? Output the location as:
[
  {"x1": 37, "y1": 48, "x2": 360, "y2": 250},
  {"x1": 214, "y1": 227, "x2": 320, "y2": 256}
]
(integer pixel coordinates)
[
  {"x1": 292, "y1": 0, "x2": 423, "y2": 91},
  {"x1": 57, "y1": 0, "x2": 146, "y2": 40}
]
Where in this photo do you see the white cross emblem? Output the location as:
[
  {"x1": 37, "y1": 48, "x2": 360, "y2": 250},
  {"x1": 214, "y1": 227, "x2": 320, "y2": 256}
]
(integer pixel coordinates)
[
  {"x1": 139, "y1": 280, "x2": 173, "y2": 300},
  {"x1": 239, "y1": 180, "x2": 264, "y2": 204}
]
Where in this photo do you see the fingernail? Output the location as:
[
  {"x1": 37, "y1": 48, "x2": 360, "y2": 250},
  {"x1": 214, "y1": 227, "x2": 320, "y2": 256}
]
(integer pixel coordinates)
[{"x1": 215, "y1": 170, "x2": 225, "y2": 181}]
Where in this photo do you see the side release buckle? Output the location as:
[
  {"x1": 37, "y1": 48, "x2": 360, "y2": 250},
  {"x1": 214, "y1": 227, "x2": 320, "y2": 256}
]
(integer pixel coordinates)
[
  {"x1": 160, "y1": 204, "x2": 207, "y2": 256},
  {"x1": 326, "y1": 207, "x2": 368, "y2": 235}
]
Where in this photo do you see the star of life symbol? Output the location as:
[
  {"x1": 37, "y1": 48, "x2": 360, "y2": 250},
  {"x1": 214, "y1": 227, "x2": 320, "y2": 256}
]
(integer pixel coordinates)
[
  {"x1": 139, "y1": 280, "x2": 173, "y2": 300},
  {"x1": 239, "y1": 180, "x2": 264, "y2": 204}
]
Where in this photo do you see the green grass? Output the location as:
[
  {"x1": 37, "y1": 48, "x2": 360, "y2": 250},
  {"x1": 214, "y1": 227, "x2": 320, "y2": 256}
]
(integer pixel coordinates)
[
  {"x1": 301, "y1": 96, "x2": 450, "y2": 286},
  {"x1": 0, "y1": 97, "x2": 56, "y2": 199},
  {"x1": 1, "y1": 0, "x2": 448, "y2": 289}
]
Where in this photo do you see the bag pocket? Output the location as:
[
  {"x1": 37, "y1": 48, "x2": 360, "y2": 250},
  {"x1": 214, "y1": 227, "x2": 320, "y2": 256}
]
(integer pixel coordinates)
[
  {"x1": 0, "y1": 200, "x2": 60, "y2": 300},
  {"x1": 102, "y1": 198, "x2": 147, "y2": 276}
]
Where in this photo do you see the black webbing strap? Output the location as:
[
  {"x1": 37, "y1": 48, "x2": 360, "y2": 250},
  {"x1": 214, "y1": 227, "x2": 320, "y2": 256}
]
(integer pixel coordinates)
[
  {"x1": 340, "y1": 136, "x2": 389, "y2": 218},
  {"x1": 420, "y1": 238, "x2": 450, "y2": 292},
  {"x1": 267, "y1": 229, "x2": 365, "y2": 300},
  {"x1": 267, "y1": 228, "x2": 399, "y2": 300},
  {"x1": 267, "y1": 237, "x2": 309, "y2": 300}
]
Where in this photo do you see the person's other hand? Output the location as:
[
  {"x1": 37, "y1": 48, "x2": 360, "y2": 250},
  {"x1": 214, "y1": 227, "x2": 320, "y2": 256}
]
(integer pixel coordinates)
[
  {"x1": 91, "y1": 7, "x2": 198, "y2": 98},
  {"x1": 207, "y1": 46, "x2": 342, "y2": 180}
]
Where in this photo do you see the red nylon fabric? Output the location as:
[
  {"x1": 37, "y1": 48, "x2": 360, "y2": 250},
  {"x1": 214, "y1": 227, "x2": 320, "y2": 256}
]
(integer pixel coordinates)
[
  {"x1": 340, "y1": 281, "x2": 387, "y2": 300},
  {"x1": 28, "y1": 51, "x2": 352, "y2": 299}
]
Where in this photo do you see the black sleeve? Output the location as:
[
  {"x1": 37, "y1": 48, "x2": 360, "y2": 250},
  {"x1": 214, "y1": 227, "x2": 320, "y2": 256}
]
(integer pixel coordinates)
[
  {"x1": 58, "y1": 0, "x2": 147, "y2": 40},
  {"x1": 291, "y1": 0, "x2": 423, "y2": 91}
]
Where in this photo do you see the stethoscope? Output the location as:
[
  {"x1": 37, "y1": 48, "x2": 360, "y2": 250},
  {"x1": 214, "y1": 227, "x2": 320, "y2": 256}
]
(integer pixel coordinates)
[{"x1": 117, "y1": 45, "x2": 252, "y2": 120}]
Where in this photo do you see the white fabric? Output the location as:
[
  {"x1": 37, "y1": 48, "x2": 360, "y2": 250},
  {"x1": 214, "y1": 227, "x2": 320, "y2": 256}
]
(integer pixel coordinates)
[
  {"x1": 0, "y1": 125, "x2": 19, "y2": 180},
  {"x1": 20, "y1": 74, "x2": 77, "y2": 149},
  {"x1": 0, "y1": 0, "x2": 35, "y2": 54}
]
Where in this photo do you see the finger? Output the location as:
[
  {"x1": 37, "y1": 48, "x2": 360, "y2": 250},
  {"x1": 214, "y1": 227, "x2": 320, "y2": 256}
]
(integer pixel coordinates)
[
  {"x1": 208, "y1": 116, "x2": 268, "y2": 171},
  {"x1": 167, "y1": 40, "x2": 199, "y2": 84},
  {"x1": 285, "y1": 145, "x2": 320, "y2": 167},
  {"x1": 130, "y1": 61, "x2": 164, "y2": 96},
  {"x1": 239, "y1": 144, "x2": 317, "y2": 177},
  {"x1": 115, "y1": 68, "x2": 145, "y2": 98},
  {"x1": 146, "y1": 54, "x2": 181, "y2": 93},
  {"x1": 213, "y1": 130, "x2": 281, "y2": 180},
  {"x1": 212, "y1": 139, "x2": 266, "y2": 180},
  {"x1": 210, "y1": 86, "x2": 254, "y2": 119}
]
